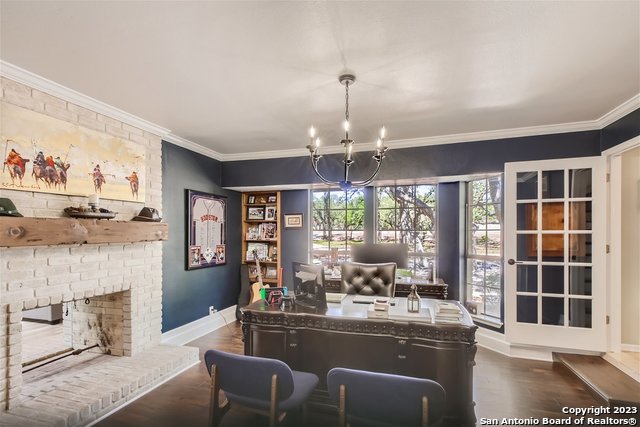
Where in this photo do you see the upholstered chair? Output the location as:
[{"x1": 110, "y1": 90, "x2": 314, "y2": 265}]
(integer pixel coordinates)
[
  {"x1": 204, "y1": 349, "x2": 318, "y2": 427},
  {"x1": 340, "y1": 262, "x2": 397, "y2": 296},
  {"x1": 327, "y1": 367, "x2": 446, "y2": 427}
]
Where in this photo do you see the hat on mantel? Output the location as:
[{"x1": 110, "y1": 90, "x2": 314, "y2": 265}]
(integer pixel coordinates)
[
  {"x1": 0, "y1": 198, "x2": 23, "y2": 217},
  {"x1": 132, "y1": 207, "x2": 161, "y2": 222}
]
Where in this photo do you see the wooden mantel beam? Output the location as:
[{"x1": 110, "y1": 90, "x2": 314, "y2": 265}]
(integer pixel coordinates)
[{"x1": 0, "y1": 217, "x2": 168, "y2": 247}]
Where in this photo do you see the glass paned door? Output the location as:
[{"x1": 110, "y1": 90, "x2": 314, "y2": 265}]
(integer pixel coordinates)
[{"x1": 504, "y1": 157, "x2": 606, "y2": 351}]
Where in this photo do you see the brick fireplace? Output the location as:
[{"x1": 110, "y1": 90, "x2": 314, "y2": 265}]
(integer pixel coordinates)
[{"x1": 0, "y1": 77, "x2": 198, "y2": 425}]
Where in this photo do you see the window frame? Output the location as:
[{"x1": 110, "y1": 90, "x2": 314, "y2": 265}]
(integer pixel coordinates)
[
  {"x1": 374, "y1": 184, "x2": 438, "y2": 277},
  {"x1": 310, "y1": 187, "x2": 365, "y2": 267},
  {"x1": 465, "y1": 176, "x2": 504, "y2": 322}
]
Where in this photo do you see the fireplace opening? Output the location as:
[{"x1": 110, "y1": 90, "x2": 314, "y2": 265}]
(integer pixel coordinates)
[{"x1": 19, "y1": 293, "x2": 126, "y2": 403}]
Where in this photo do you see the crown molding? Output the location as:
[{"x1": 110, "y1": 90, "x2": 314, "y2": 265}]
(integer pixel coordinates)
[
  {"x1": 163, "y1": 133, "x2": 224, "y2": 161},
  {"x1": 596, "y1": 94, "x2": 640, "y2": 128},
  {"x1": 217, "y1": 119, "x2": 601, "y2": 162},
  {"x1": 3, "y1": 60, "x2": 637, "y2": 162},
  {"x1": 0, "y1": 60, "x2": 170, "y2": 137}
]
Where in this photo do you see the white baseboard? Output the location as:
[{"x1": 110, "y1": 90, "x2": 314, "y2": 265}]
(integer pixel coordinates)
[
  {"x1": 161, "y1": 305, "x2": 237, "y2": 346},
  {"x1": 622, "y1": 344, "x2": 640, "y2": 352},
  {"x1": 475, "y1": 328, "x2": 601, "y2": 362}
]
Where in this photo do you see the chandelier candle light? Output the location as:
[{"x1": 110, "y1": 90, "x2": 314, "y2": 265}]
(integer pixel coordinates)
[{"x1": 307, "y1": 73, "x2": 388, "y2": 191}]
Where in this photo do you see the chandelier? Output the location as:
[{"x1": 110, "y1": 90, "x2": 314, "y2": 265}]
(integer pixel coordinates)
[{"x1": 306, "y1": 73, "x2": 387, "y2": 191}]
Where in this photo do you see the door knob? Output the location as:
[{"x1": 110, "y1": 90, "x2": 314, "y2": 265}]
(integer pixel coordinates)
[{"x1": 507, "y1": 259, "x2": 523, "y2": 265}]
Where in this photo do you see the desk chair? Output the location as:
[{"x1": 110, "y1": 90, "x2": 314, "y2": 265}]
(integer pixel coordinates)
[
  {"x1": 204, "y1": 349, "x2": 319, "y2": 427},
  {"x1": 340, "y1": 262, "x2": 396, "y2": 296},
  {"x1": 327, "y1": 367, "x2": 446, "y2": 427}
]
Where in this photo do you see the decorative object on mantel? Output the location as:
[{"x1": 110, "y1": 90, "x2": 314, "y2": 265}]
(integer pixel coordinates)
[
  {"x1": 0, "y1": 217, "x2": 168, "y2": 247},
  {"x1": 306, "y1": 73, "x2": 388, "y2": 191},
  {"x1": 64, "y1": 206, "x2": 117, "y2": 219},
  {"x1": 0, "y1": 198, "x2": 23, "y2": 217},
  {"x1": 1, "y1": 102, "x2": 145, "y2": 202},
  {"x1": 132, "y1": 206, "x2": 162, "y2": 222}
]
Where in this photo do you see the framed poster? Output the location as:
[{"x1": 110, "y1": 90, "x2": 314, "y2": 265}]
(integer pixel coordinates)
[{"x1": 186, "y1": 190, "x2": 227, "y2": 270}]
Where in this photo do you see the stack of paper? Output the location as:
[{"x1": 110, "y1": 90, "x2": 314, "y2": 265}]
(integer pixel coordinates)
[{"x1": 434, "y1": 301, "x2": 463, "y2": 324}]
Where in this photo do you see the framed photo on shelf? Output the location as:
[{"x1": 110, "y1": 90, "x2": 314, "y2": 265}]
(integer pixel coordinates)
[
  {"x1": 186, "y1": 189, "x2": 227, "y2": 270},
  {"x1": 265, "y1": 266, "x2": 277, "y2": 279},
  {"x1": 247, "y1": 195, "x2": 256, "y2": 204},
  {"x1": 247, "y1": 207, "x2": 265, "y2": 220},
  {"x1": 256, "y1": 195, "x2": 268, "y2": 204},
  {"x1": 284, "y1": 213, "x2": 303, "y2": 228},
  {"x1": 265, "y1": 206, "x2": 277, "y2": 221},
  {"x1": 261, "y1": 223, "x2": 277, "y2": 240},
  {"x1": 267, "y1": 195, "x2": 277, "y2": 203},
  {"x1": 248, "y1": 265, "x2": 264, "y2": 278},
  {"x1": 246, "y1": 242, "x2": 269, "y2": 261}
]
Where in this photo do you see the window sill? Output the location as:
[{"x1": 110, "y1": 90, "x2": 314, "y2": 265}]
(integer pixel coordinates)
[{"x1": 471, "y1": 314, "x2": 503, "y2": 328}]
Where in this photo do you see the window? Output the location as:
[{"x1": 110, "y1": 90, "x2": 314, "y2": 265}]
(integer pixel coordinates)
[
  {"x1": 376, "y1": 185, "x2": 437, "y2": 277},
  {"x1": 311, "y1": 188, "x2": 365, "y2": 267},
  {"x1": 466, "y1": 177, "x2": 503, "y2": 319}
]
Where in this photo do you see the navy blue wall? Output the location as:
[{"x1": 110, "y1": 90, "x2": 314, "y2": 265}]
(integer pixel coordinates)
[
  {"x1": 280, "y1": 190, "x2": 310, "y2": 290},
  {"x1": 161, "y1": 142, "x2": 241, "y2": 332},
  {"x1": 222, "y1": 131, "x2": 601, "y2": 187},
  {"x1": 437, "y1": 183, "x2": 464, "y2": 302},
  {"x1": 600, "y1": 108, "x2": 640, "y2": 152}
]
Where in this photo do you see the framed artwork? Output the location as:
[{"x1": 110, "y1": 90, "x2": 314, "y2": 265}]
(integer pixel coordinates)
[
  {"x1": 247, "y1": 206, "x2": 265, "y2": 220},
  {"x1": 186, "y1": 190, "x2": 227, "y2": 270},
  {"x1": 247, "y1": 195, "x2": 256, "y2": 204},
  {"x1": 1, "y1": 102, "x2": 145, "y2": 201},
  {"x1": 284, "y1": 213, "x2": 303, "y2": 228},
  {"x1": 267, "y1": 195, "x2": 277, "y2": 203}
]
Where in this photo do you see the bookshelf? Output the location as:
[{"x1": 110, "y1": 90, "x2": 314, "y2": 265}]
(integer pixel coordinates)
[{"x1": 242, "y1": 191, "x2": 281, "y2": 285}]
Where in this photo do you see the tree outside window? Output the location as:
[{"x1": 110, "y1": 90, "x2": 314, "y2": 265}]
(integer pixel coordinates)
[
  {"x1": 312, "y1": 188, "x2": 365, "y2": 267},
  {"x1": 466, "y1": 176, "x2": 503, "y2": 319},
  {"x1": 376, "y1": 185, "x2": 437, "y2": 277}
]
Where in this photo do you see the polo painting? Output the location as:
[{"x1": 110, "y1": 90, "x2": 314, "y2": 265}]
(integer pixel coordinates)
[{"x1": 1, "y1": 102, "x2": 145, "y2": 202}]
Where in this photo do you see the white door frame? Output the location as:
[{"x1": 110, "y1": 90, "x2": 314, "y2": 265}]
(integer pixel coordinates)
[{"x1": 602, "y1": 135, "x2": 640, "y2": 352}]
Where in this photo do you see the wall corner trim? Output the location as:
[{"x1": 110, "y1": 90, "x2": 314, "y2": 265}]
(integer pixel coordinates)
[
  {"x1": 163, "y1": 134, "x2": 224, "y2": 161},
  {"x1": 160, "y1": 305, "x2": 237, "y2": 346},
  {"x1": 597, "y1": 94, "x2": 640, "y2": 129}
]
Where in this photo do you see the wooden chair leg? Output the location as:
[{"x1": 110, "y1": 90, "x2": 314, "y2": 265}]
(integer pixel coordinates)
[
  {"x1": 421, "y1": 395, "x2": 429, "y2": 427},
  {"x1": 269, "y1": 373, "x2": 278, "y2": 427},
  {"x1": 338, "y1": 384, "x2": 347, "y2": 427},
  {"x1": 209, "y1": 365, "x2": 219, "y2": 427}
]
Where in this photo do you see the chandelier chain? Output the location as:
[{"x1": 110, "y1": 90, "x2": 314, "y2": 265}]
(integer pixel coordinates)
[{"x1": 344, "y1": 81, "x2": 350, "y2": 122}]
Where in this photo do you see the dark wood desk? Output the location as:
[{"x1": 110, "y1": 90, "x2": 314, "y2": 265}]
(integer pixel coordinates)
[
  {"x1": 241, "y1": 296, "x2": 477, "y2": 426},
  {"x1": 325, "y1": 276, "x2": 448, "y2": 299}
]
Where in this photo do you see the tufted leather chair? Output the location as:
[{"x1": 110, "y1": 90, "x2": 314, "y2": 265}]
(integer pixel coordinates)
[{"x1": 340, "y1": 262, "x2": 397, "y2": 296}]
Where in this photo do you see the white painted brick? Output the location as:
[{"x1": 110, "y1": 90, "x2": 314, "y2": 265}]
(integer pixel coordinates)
[
  {"x1": 96, "y1": 114, "x2": 121, "y2": 127},
  {"x1": 3, "y1": 90, "x2": 45, "y2": 112},
  {"x1": 34, "y1": 285, "x2": 70, "y2": 298},
  {"x1": 34, "y1": 247, "x2": 70, "y2": 257},
  {"x1": 44, "y1": 103, "x2": 77, "y2": 123},
  {"x1": 67, "y1": 102, "x2": 97, "y2": 119},
  {"x1": 1, "y1": 77, "x2": 31, "y2": 95},
  {"x1": 48, "y1": 272, "x2": 80, "y2": 285},
  {"x1": 78, "y1": 115, "x2": 106, "y2": 132},
  {"x1": 32, "y1": 89, "x2": 66, "y2": 109},
  {"x1": 105, "y1": 124, "x2": 129, "y2": 139},
  {"x1": 80, "y1": 270, "x2": 108, "y2": 281},
  {"x1": 47, "y1": 256, "x2": 75, "y2": 266},
  {"x1": 34, "y1": 265, "x2": 70, "y2": 277}
]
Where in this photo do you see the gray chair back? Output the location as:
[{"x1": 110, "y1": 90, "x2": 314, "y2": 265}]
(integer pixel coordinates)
[
  {"x1": 327, "y1": 367, "x2": 446, "y2": 427},
  {"x1": 340, "y1": 262, "x2": 396, "y2": 296},
  {"x1": 204, "y1": 349, "x2": 295, "y2": 402}
]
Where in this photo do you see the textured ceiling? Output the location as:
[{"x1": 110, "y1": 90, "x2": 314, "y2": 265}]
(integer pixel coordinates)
[{"x1": 1, "y1": 1, "x2": 639, "y2": 157}]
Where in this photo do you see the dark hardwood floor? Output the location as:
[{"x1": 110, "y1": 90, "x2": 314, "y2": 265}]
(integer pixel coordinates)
[{"x1": 96, "y1": 321, "x2": 603, "y2": 427}]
